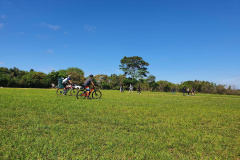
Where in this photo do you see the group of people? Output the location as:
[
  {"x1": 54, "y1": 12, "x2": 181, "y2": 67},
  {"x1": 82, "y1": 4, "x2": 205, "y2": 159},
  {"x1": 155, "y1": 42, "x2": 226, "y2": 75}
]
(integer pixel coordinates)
[
  {"x1": 62, "y1": 75, "x2": 194, "y2": 97},
  {"x1": 171, "y1": 87, "x2": 195, "y2": 96},
  {"x1": 120, "y1": 83, "x2": 141, "y2": 94},
  {"x1": 182, "y1": 87, "x2": 195, "y2": 96},
  {"x1": 62, "y1": 74, "x2": 95, "y2": 99}
]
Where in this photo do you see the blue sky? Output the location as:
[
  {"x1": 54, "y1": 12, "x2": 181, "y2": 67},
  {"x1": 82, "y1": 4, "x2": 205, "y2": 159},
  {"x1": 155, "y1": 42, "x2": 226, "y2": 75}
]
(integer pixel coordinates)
[{"x1": 0, "y1": 0, "x2": 240, "y2": 88}]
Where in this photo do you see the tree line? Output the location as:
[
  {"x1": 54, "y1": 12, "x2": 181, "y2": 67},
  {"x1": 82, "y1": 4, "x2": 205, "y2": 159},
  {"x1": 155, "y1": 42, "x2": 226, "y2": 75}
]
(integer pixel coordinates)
[{"x1": 0, "y1": 66, "x2": 239, "y2": 95}]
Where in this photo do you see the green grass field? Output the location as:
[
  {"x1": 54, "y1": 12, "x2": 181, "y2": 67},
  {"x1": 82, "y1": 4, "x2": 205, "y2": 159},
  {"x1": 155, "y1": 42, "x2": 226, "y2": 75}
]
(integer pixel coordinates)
[{"x1": 0, "y1": 88, "x2": 239, "y2": 159}]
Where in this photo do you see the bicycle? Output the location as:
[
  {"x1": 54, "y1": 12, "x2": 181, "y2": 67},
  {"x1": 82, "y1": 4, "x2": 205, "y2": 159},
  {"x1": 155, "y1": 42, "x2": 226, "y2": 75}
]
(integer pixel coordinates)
[
  {"x1": 76, "y1": 87, "x2": 102, "y2": 99},
  {"x1": 56, "y1": 84, "x2": 79, "y2": 96},
  {"x1": 70, "y1": 84, "x2": 82, "y2": 96}
]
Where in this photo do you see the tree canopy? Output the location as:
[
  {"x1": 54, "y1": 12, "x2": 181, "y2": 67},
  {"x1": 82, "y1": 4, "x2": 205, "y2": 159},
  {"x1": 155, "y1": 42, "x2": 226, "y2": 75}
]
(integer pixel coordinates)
[{"x1": 119, "y1": 56, "x2": 149, "y2": 79}]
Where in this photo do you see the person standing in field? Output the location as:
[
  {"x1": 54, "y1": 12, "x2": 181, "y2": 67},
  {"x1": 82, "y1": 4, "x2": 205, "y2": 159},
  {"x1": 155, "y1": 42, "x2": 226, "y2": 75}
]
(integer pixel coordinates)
[
  {"x1": 171, "y1": 87, "x2": 175, "y2": 94},
  {"x1": 182, "y1": 86, "x2": 186, "y2": 96},
  {"x1": 187, "y1": 88, "x2": 190, "y2": 96},
  {"x1": 137, "y1": 85, "x2": 141, "y2": 94},
  {"x1": 191, "y1": 87, "x2": 195, "y2": 96},
  {"x1": 84, "y1": 74, "x2": 95, "y2": 99},
  {"x1": 120, "y1": 82, "x2": 124, "y2": 92},
  {"x1": 128, "y1": 84, "x2": 133, "y2": 93}
]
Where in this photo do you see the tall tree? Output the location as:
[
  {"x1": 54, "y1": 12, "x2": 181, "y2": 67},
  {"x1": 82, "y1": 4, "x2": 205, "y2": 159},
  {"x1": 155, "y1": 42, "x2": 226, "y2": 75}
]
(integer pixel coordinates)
[
  {"x1": 147, "y1": 75, "x2": 159, "y2": 91},
  {"x1": 119, "y1": 56, "x2": 149, "y2": 79},
  {"x1": 95, "y1": 74, "x2": 108, "y2": 87},
  {"x1": 66, "y1": 67, "x2": 84, "y2": 76}
]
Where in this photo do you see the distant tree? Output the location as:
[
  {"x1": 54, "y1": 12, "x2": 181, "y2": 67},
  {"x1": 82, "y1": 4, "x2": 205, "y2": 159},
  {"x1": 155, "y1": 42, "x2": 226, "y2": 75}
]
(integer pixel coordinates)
[
  {"x1": 118, "y1": 74, "x2": 126, "y2": 82},
  {"x1": 101, "y1": 81, "x2": 110, "y2": 89},
  {"x1": 157, "y1": 80, "x2": 174, "y2": 92},
  {"x1": 123, "y1": 78, "x2": 138, "y2": 90},
  {"x1": 138, "y1": 78, "x2": 145, "y2": 83},
  {"x1": 108, "y1": 74, "x2": 120, "y2": 90},
  {"x1": 119, "y1": 56, "x2": 149, "y2": 79},
  {"x1": 10, "y1": 67, "x2": 20, "y2": 77},
  {"x1": 31, "y1": 72, "x2": 47, "y2": 88},
  {"x1": 58, "y1": 69, "x2": 68, "y2": 78},
  {"x1": 146, "y1": 75, "x2": 159, "y2": 91},
  {"x1": 146, "y1": 75, "x2": 156, "y2": 83},
  {"x1": 95, "y1": 74, "x2": 108, "y2": 88},
  {"x1": 0, "y1": 67, "x2": 9, "y2": 74},
  {"x1": 216, "y1": 85, "x2": 226, "y2": 95},
  {"x1": 94, "y1": 74, "x2": 126, "y2": 90},
  {"x1": 200, "y1": 81, "x2": 215, "y2": 93},
  {"x1": 47, "y1": 70, "x2": 59, "y2": 86},
  {"x1": 66, "y1": 67, "x2": 84, "y2": 76},
  {"x1": 57, "y1": 67, "x2": 85, "y2": 85},
  {"x1": 0, "y1": 74, "x2": 10, "y2": 87},
  {"x1": 149, "y1": 82, "x2": 159, "y2": 91},
  {"x1": 92, "y1": 77, "x2": 98, "y2": 86},
  {"x1": 0, "y1": 67, "x2": 9, "y2": 86},
  {"x1": 67, "y1": 71, "x2": 85, "y2": 85}
]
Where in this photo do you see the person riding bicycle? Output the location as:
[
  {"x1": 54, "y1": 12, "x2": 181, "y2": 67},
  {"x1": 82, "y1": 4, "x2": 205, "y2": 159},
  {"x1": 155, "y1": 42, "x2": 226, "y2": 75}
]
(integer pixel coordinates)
[
  {"x1": 62, "y1": 75, "x2": 73, "y2": 90},
  {"x1": 84, "y1": 74, "x2": 95, "y2": 99}
]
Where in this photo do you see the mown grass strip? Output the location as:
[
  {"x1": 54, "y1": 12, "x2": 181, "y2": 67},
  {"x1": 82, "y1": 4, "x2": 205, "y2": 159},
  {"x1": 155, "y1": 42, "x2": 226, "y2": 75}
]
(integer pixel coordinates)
[{"x1": 0, "y1": 88, "x2": 239, "y2": 159}]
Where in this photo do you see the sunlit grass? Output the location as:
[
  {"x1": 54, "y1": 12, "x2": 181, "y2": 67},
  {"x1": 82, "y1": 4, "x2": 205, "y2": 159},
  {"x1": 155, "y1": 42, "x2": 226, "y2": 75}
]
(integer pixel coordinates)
[{"x1": 0, "y1": 88, "x2": 239, "y2": 159}]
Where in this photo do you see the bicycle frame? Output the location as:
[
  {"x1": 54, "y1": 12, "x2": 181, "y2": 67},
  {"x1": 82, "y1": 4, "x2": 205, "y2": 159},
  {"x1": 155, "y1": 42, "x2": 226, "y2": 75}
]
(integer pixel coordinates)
[
  {"x1": 76, "y1": 87, "x2": 102, "y2": 99},
  {"x1": 62, "y1": 85, "x2": 73, "y2": 94},
  {"x1": 81, "y1": 88, "x2": 94, "y2": 97},
  {"x1": 89, "y1": 88, "x2": 94, "y2": 95},
  {"x1": 57, "y1": 84, "x2": 77, "y2": 96}
]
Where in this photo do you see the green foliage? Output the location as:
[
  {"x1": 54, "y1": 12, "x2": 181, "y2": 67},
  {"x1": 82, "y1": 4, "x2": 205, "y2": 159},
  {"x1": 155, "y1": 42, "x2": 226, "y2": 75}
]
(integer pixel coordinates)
[
  {"x1": 123, "y1": 78, "x2": 138, "y2": 89},
  {"x1": 101, "y1": 81, "x2": 111, "y2": 89},
  {"x1": 92, "y1": 77, "x2": 98, "y2": 86},
  {"x1": 0, "y1": 67, "x2": 239, "y2": 95},
  {"x1": 0, "y1": 67, "x2": 86, "y2": 88},
  {"x1": 66, "y1": 67, "x2": 84, "y2": 76},
  {"x1": 95, "y1": 74, "x2": 126, "y2": 90},
  {"x1": 47, "y1": 70, "x2": 59, "y2": 85},
  {"x1": 119, "y1": 56, "x2": 149, "y2": 79},
  {"x1": 0, "y1": 89, "x2": 239, "y2": 159},
  {"x1": 61, "y1": 67, "x2": 85, "y2": 85},
  {"x1": 157, "y1": 80, "x2": 174, "y2": 92},
  {"x1": 149, "y1": 82, "x2": 159, "y2": 91},
  {"x1": 0, "y1": 73, "x2": 10, "y2": 86},
  {"x1": 146, "y1": 75, "x2": 159, "y2": 91},
  {"x1": 58, "y1": 69, "x2": 68, "y2": 78}
]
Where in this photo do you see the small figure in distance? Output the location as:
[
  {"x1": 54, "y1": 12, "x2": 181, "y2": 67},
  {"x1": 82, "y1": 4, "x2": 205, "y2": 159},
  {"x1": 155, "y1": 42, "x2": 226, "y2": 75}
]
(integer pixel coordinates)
[
  {"x1": 187, "y1": 88, "x2": 190, "y2": 96},
  {"x1": 182, "y1": 86, "x2": 186, "y2": 96},
  {"x1": 84, "y1": 74, "x2": 95, "y2": 99},
  {"x1": 191, "y1": 87, "x2": 195, "y2": 96},
  {"x1": 52, "y1": 83, "x2": 55, "y2": 88},
  {"x1": 120, "y1": 82, "x2": 124, "y2": 92},
  {"x1": 171, "y1": 87, "x2": 175, "y2": 94},
  {"x1": 62, "y1": 75, "x2": 73, "y2": 90},
  {"x1": 128, "y1": 84, "x2": 133, "y2": 93},
  {"x1": 137, "y1": 85, "x2": 141, "y2": 94}
]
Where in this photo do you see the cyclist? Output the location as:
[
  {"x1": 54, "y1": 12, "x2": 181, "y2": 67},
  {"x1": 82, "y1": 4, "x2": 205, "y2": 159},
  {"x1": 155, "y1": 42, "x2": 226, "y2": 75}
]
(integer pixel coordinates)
[
  {"x1": 62, "y1": 75, "x2": 73, "y2": 90},
  {"x1": 84, "y1": 74, "x2": 95, "y2": 99}
]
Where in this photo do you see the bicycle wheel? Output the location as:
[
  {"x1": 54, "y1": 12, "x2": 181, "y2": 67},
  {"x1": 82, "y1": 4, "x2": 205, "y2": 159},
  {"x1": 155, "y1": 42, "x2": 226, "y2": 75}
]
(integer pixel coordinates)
[
  {"x1": 56, "y1": 88, "x2": 65, "y2": 96},
  {"x1": 70, "y1": 88, "x2": 79, "y2": 96},
  {"x1": 76, "y1": 90, "x2": 86, "y2": 99},
  {"x1": 92, "y1": 90, "x2": 102, "y2": 99}
]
